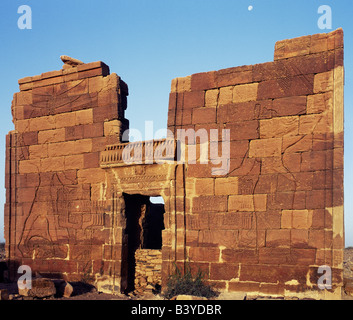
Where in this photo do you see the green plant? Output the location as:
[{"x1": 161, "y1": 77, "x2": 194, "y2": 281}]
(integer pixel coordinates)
[
  {"x1": 81, "y1": 261, "x2": 94, "y2": 284},
  {"x1": 163, "y1": 263, "x2": 218, "y2": 299}
]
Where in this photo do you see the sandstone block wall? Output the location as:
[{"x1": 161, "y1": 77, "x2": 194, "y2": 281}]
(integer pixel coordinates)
[
  {"x1": 4, "y1": 29, "x2": 344, "y2": 299},
  {"x1": 5, "y1": 61, "x2": 129, "y2": 283},
  {"x1": 167, "y1": 29, "x2": 344, "y2": 299}
]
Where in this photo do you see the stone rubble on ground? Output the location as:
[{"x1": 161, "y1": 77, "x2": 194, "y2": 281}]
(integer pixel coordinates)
[
  {"x1": 58, "y1": 281, "x2": 74, "y2": 298},
  {"x1": 0, "y1": 289, "x2": 9, "y2": 300},
  {"x1": 18, "y1": 278, "x2": 56, "y2": 298}
]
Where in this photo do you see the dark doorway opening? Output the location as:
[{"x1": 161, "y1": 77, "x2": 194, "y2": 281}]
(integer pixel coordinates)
[{"x1": 123, "y1": 194, "x2": 165, "y2": 293}]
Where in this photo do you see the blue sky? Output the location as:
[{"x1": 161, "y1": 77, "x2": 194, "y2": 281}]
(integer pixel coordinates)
[{"x1": 0, "y1": 0, "x2": 352, "y2": 246}]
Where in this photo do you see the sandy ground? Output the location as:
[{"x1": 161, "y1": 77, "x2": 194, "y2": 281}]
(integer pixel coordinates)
[{"x1": 0, "y1": 244, "x2": 352, "y2": 300}]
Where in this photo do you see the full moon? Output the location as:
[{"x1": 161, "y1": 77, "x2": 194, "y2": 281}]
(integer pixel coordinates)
[{"x1": 248, "y1": 5, "x2": 253, "y2": 11}]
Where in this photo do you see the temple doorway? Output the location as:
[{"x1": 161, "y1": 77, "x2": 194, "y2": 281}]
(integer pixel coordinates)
[{"x1": 122, "y1": 193, "x2": 165, "y2": 293}]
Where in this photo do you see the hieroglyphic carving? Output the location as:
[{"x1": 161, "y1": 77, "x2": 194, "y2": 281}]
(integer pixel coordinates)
[
  {"x1": 30, "y1": 79, "x2": 97, "y2": 116},
  {"x1": 18, "y1": 172, "x2": 107, "y2": 258}
]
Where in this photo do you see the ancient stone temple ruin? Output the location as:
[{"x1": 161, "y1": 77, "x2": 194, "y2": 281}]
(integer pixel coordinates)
[{"x1": 4, "y1": 29, "x2": 344, "y2": 299}]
